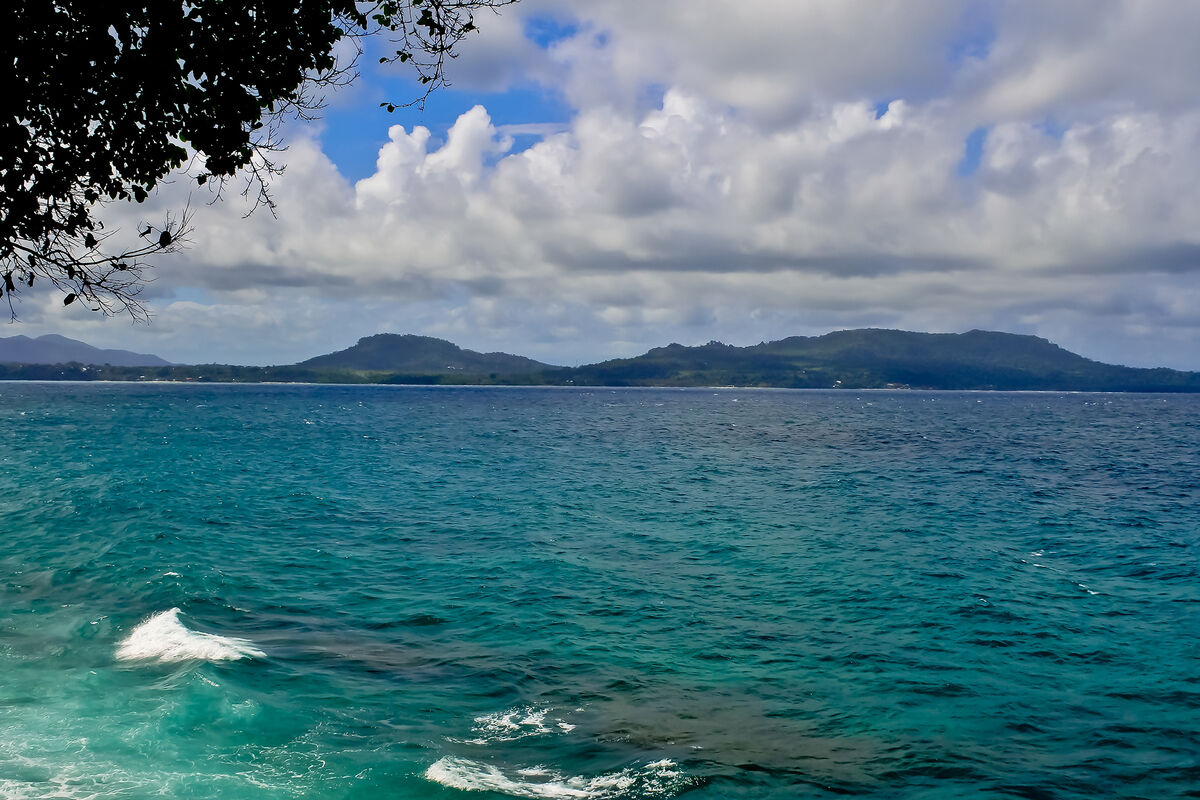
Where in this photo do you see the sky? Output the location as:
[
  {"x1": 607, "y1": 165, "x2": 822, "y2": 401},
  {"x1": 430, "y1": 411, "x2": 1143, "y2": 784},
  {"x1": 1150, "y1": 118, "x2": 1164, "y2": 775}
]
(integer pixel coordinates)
[{"x1": 14, "y1": 0, "x2": 1200, "y2": 369}]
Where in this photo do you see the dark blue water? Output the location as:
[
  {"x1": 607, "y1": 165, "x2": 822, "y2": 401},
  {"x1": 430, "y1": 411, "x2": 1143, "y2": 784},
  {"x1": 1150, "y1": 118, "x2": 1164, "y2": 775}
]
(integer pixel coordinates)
[{"x1": 1, "y1": 384, "x2": 1197, "y2": 798}]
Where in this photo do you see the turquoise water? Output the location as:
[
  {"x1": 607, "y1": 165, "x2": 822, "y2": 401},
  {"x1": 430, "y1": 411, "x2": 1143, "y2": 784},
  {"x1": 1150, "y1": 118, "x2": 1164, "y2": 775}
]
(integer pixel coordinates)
[{"x1": 1, "y1": 384, "x2": 1197, "y2": 799}]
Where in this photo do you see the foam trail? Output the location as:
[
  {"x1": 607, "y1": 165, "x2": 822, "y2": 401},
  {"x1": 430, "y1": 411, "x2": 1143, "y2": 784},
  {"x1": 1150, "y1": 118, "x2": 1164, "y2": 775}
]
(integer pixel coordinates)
[
  {"x1": 425, "y1": 757, "x2": 683, "y2": 799},
  {"x1": 472, "y1": 707, "x2": 547, "y2": 741},
  {"x1": 115, "y1": 608, "x2": 265, "y2": 663},
  {"x1": 426, "y1": 757, "x2": 624, "y2": 799},
  {"x1": 459, "y1": 706, "x2": 576, "y2": 744}
]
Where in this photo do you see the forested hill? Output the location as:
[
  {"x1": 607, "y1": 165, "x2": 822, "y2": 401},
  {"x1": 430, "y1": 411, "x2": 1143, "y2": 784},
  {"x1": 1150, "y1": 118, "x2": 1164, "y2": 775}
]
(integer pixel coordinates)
[
  {"x1": 297, "y1": 333, "x2": 558, "y2": 374},
  {"x1": 548, "y1": 329, "x2": 1200, "y2": 391},
  {"x1": 2, "y1": 329, "x2": 1197, "y2": 392}
]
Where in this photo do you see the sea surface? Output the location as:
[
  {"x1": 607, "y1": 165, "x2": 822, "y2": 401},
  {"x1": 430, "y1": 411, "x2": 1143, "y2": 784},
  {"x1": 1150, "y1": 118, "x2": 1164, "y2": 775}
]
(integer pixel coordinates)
[{"x1": 1, "y1": 383, "x2": 1197, "y2": 799}]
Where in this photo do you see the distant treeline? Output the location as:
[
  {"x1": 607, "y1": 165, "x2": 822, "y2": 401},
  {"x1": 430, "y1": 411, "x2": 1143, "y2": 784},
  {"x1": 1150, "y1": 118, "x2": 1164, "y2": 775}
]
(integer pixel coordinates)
[
  {"x1": 0, "y1": 362, "x2": 500, "y2": 385},
  {"x1": 3, "y1": 329, "x2": 1199, "y2": 392},
  {"x1": 2, "y1": 359, "x2": 1198, "y2": 392}
]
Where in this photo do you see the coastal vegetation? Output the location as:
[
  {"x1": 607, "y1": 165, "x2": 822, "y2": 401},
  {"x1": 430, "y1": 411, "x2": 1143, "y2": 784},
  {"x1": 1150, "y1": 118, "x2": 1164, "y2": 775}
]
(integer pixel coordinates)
[{"x1": 3, "y1": 329, "x2": 1198, "y2": 392}]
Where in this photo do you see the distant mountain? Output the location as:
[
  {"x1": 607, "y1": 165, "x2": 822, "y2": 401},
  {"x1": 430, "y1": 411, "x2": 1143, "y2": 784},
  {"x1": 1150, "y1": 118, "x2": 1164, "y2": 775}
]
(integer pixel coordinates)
[
  {"x1": 298, "y1": 333, "x2": 558, "y2": 375},
  {"x1": 1, "y1": 329, "x2": 1196, "y2": 391},
  {"x1": 551, "y1": 329, "x2": 1200, "y2": 392},
  {"x1": 0, "y1": 334, "x2": 171, "y2": 367}
]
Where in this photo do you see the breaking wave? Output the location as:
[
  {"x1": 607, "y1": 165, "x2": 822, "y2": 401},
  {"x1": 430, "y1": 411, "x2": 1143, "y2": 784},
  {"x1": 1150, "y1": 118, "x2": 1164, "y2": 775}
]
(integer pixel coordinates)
[{"x1": 115, "y1": 608, "x2": 265, "y2": 663}]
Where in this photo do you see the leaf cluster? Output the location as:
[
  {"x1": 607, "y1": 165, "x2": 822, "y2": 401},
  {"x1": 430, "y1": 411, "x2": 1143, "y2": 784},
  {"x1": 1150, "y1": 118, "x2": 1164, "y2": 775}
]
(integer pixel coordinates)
[{"x1": 2, "y1": 0, "x2": 513, "y2": 318}]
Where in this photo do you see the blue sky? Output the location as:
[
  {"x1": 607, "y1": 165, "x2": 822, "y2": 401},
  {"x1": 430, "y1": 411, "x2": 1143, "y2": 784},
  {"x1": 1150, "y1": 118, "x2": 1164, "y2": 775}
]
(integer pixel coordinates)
[
  {"x1": 320, "y1": 83, "x2": 572, "y2": 183},
  {"x1": 20, "y1": 0, "x2": 1200, "y2": 370},
  {"x1": 318, "y1": 11, "x2": 583, "y2": 181}
]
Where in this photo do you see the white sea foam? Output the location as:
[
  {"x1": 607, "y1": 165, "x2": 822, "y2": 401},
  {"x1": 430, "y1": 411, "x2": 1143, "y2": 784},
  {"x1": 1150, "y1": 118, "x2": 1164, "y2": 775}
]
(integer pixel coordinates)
[
  {"x1": 115, "y1": 608, "x2": 265, "y2": 663},
  {"x1": 461, "y1": 707, "x2": 571, "y2": 744},
  {"x1": 425, "y1": 757, "x2": 684, "y2": 799}
]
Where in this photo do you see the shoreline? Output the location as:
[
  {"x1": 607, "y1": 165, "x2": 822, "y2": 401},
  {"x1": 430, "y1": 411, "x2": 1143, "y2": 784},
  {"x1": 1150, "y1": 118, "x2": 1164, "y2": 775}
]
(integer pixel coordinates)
[{"x1": 0, "y1": 378, "x2": 1188, "y2": 394}]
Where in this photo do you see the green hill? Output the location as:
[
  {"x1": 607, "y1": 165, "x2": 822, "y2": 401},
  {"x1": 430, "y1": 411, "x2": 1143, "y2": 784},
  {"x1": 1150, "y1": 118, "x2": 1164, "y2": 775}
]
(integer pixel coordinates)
[
  {"x1": 2, "y1": 329, "x2": 1196, "y2": 391},
  {"x1": 298, "y1": 333, "x2": 557, "y2": 375},
  {"x1": 546, "y1": 329, "x2": 1200, "y2": 391}
]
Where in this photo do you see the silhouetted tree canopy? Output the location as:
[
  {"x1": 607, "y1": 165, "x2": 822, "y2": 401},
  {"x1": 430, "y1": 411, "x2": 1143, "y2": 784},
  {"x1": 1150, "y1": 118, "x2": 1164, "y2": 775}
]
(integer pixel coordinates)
[{"x1": 2, "y1": 0, "x2": 513, "y2": 317}]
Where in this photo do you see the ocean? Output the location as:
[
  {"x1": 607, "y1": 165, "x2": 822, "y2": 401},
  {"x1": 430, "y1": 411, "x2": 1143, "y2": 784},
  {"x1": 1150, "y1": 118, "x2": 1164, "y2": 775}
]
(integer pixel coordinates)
[{"x1": 1, "y1": 383, "x2": 1196, "y2": 799}]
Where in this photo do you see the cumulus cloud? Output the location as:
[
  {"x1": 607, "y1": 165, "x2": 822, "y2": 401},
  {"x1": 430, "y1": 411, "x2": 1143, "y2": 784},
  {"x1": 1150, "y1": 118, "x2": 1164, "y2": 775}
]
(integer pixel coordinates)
[
  {"x1": 14, "y1": 0, "x2": 1200, "y2": 370},
  {"x1": 540, "y1": 0, "x2": 971, "y2": 121}
]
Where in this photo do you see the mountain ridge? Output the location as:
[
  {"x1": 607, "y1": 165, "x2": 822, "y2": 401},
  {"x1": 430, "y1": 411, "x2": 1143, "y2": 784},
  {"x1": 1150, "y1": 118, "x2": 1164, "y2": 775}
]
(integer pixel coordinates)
[
  {"x1": 555, "y1": 328, "x2": 1197, "y2": 391},
  {"x1": 1, "y1": 328, "x2": 1197, "y2": 392},
  {"x1": 0, "y1": 334, "x2": 171, "y2": 367}
]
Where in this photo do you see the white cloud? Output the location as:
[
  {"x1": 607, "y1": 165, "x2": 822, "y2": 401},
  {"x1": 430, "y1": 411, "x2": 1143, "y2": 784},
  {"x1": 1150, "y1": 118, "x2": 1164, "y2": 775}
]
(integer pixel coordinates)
[
  {"x1": 541, "y1": 0, "x2": 969, "y2": 121},
  {"x1": 967, "y1": 1, "x2": 1200, "y2": 122},
  {"x1": 12, "y1": 0, "x2": 1200, "y2": 370}
]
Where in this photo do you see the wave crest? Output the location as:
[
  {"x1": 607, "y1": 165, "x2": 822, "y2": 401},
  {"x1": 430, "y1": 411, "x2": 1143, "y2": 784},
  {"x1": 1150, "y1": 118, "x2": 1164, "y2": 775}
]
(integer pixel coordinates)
[{"x1": 115, "y1": 608, "x2": 265, "y2": 663}]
